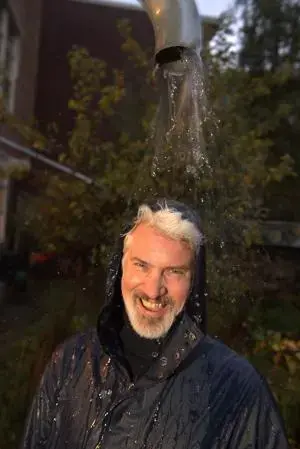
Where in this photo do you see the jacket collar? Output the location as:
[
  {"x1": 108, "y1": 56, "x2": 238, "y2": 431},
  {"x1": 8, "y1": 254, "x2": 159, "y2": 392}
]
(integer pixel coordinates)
[{"x1": 97, "y1": 301, "x2": 203, "y2": 384}]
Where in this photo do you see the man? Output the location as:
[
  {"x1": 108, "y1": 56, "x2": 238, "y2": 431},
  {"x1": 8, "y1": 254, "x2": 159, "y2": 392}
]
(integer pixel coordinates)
[{"x1": 21, "y1": 199, "x2": 289, "y2": 449}]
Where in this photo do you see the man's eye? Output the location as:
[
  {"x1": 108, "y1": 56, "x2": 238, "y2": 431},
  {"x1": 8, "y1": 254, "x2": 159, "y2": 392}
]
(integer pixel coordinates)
[
  {"x1": 167, "y1": 269, "x2": 185, "y2": 276},
  {"x1": 134, "y1": 262, "x2": 147, "y2": 269}
]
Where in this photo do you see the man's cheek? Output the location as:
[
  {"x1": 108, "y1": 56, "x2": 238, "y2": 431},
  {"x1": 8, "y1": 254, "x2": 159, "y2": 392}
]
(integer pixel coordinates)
[{"x1": 124, "y1": 271, "x2": 142, "y2": 290}]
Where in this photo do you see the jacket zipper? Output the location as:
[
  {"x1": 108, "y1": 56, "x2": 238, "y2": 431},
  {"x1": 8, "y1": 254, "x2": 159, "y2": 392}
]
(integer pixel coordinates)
[{"x1": 94, "y1": 382, "x2": 136, "y2": 449}]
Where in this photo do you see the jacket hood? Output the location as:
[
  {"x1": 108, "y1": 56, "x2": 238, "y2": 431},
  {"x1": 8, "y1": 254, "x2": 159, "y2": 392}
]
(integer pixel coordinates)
[{"x1": 97, "y1": 198, "x2": 207, "y2": 380}]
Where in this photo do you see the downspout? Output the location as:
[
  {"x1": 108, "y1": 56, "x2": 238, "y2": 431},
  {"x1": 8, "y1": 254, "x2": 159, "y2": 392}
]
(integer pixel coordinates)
[{"x1": 138, "y1": 0, "x2": 202, "y2": 67}]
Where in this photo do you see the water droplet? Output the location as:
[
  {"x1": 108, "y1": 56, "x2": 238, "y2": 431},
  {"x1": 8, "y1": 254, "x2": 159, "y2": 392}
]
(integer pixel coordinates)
[
  {"x1": 160, "y1": 356, "x2": 168, "y2": 367},
  {"x1": 184, "y1": 330, "x2": 196, "y2": 341},
  {"x1": 90, "y1": 419, "x2": 96, "y2": 428},
  {"x1": 98, "y1": 389, "x2": 112, "y2": 399},
  {"x1": 189, "y1": 332, "x2": 196, "y2": 341}
]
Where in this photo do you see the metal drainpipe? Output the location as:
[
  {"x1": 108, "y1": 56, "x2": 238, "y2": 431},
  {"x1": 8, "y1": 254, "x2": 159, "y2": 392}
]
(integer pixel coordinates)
[{"x1": 138, "y1": 0, "x2": 202, "y2": 67}]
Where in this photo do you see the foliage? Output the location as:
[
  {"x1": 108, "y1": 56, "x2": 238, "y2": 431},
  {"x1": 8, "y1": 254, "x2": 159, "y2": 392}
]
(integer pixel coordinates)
[
  {"x1": 244, "y1": 298, "x2": 300, "y2": 446},
  {"x1": 196, "y1": 13, "x2": 296, "y2": 308},
  {"x1": 236, "y1": 0, "x2": 300, "y2": 72},
  {"x1": 206, "y1": 12, "x2": 296, "y2": 219},
  {"x1": 235, "y1": 0, "x2": 300, "y2": 219}
]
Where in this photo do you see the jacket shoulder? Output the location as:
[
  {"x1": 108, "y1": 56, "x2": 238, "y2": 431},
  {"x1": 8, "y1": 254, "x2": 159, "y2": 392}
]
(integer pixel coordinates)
[
  {"x1": 197, "y1": 336, "x2": 282, "y2": 413},
  {"x1": 190, "y1": 336, "x2": 269, "y2": 399},
  {"x1": 46, "y1": 327, "x2": 101, "y2": 382},
  {"x1": 54, "y1": 327, "x2": 99, "y2": 356},
  {"x1": 200, "y1": 337, "x2": 289, "y2": 447},
  {"x1": 202, "y1": 336, "x2": 260, "y2": 378}
]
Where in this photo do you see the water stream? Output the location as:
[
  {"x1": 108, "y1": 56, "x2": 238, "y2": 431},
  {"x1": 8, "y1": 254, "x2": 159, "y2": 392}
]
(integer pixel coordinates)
[
  {"x1": 131, "y1": 49, "x2": 222, "y2": 247},
  {"x1": 150, "y1": 49, "x2": 215, "y2": 180}
]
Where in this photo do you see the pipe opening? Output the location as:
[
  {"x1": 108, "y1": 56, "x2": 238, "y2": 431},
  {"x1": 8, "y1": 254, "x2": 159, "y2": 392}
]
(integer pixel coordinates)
[{"x1": 155, "y1": 46, "x2": 185, "y2": 66}]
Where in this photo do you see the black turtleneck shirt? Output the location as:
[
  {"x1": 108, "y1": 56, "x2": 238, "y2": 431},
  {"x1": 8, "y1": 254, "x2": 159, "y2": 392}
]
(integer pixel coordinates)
[{"x1": 119, "y1": 314, "x2": 163, "y2": 380}]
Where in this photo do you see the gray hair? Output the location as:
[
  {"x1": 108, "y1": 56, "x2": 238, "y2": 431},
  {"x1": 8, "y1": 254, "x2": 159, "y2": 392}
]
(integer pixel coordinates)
[{"x1": 123, "y1": 203, "x2": 203, "y2": 254}]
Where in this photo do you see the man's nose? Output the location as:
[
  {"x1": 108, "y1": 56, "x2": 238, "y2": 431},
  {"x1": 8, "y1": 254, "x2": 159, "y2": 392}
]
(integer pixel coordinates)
[{"x1": 144, "y1": 272, "x2": 167, "y2": 299}]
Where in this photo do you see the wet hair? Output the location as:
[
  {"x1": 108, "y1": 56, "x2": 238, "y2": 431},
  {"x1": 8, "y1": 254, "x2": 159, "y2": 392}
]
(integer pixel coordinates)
[{"x1": 123, "y1": 202, "x2": 203, "y2": 254}]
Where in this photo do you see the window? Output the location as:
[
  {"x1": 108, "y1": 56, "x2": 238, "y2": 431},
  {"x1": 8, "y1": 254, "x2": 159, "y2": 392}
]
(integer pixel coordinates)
[{"x1": 0, "y1": 3, "x2": 20, "y2": 113}]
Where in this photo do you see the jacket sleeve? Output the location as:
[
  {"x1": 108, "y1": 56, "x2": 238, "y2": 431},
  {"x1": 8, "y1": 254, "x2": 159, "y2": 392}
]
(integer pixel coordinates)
[
  {"x1": 227, "y1": 373, "x2": 290, "y2": 449},
  {"x1": 19, "y1": 347, "x2": 63, "y2": 449}
]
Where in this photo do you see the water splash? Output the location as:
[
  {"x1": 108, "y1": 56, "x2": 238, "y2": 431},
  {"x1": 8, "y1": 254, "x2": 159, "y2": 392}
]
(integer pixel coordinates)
[
  {"x1": 149, "y1": 49, "x2": 216, "y2": 182},
  {"x1": 129, "y1": 47, "x2": 220, "y2": 216},
  {"x1": 128, "y1": 47, "x2": 227, "y2": 254}
]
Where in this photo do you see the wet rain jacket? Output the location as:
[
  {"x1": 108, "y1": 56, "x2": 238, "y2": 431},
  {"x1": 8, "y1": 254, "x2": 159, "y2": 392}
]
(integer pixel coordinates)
[{"x1": 21, "y1": 200, "x2": 290, "y2": 449}]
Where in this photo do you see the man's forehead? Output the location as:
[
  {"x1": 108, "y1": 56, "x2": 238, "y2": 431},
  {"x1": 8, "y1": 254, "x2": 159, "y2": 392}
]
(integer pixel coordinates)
[{"x1": 127, "y1": 225, "x2": 192, "y2": 262}]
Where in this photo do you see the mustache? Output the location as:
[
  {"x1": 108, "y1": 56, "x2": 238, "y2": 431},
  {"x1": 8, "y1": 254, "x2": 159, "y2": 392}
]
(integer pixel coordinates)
[{"x1": 133, "y1": 292, "x2": 172, "y2": 306}]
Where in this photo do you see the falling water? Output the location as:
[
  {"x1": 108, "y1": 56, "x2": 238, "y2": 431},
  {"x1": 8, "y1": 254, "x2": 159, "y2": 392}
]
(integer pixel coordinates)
[
  {"x1": 150, "y1": 49, "x2": 216, "y2": 182},
  {"x1": 131, "y1": 48, "x2": 221, "y2": 236}
]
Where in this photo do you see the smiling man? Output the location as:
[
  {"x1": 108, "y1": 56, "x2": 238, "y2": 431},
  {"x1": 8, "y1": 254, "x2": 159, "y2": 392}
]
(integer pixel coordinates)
[
  {"x1": 121, "y1": 214, "x2": 194, "y2": 339},
  {"x1": 21, "y1": 199, "x2": 290, "y2": 449}
]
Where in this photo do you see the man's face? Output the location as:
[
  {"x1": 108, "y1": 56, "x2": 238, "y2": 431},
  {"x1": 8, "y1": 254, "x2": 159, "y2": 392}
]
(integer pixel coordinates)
[{"x1": 121, "y1": 223, "x2": 193, "y2": 339}]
